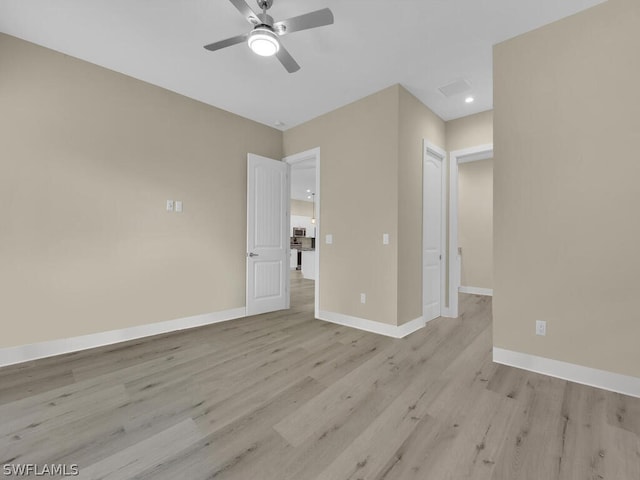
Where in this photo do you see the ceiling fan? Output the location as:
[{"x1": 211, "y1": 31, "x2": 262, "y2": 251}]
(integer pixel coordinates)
[{"x1": 203, "y1": 0, "x2": 334, "y2": 73}]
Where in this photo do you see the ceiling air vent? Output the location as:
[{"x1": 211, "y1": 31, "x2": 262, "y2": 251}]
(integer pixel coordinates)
[{"x1": 438, "y1": 79, "x2": 471, "y2": 98}]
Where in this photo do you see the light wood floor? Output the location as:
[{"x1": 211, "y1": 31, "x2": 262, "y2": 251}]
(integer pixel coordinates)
[{"x1": 1, "y1": 272, "x2": 639, "y2": 479}]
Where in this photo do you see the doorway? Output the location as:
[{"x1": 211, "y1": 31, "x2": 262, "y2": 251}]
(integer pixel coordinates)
[
  {"x1": 284, "y1": 148, "x2": 320, "y2": 318},
  {"x1": 448, "y1": 144, "x2": 494, "y2": 317}
]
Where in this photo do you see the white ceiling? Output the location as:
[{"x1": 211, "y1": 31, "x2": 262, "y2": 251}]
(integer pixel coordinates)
[{"x1": 0, "y1": 0, "x2": 606, "y2": 130}]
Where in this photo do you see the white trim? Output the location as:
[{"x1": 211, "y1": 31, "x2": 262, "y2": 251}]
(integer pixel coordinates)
[
  {"x1": 493, "y1": 347, "x2": 640, "y2": 398},
  {"x1": 457, "y1": 150, "x2": 493, "y2": 164},
  {"x1": 440, "y1": 306, "x2": 453, "y2": 319},
  {"x1": 423, "y1": 140, "x2": 448, "y2": 321},
  {"x1": 0, "y1": 307, "x2": 246, "y2": 368},
  {"x1": 449, "y1": 144, "x2": 493, "y2": 319},
  {"x1": 459, "y1": 286, "x2": 493, "y2": 296},
  {"x1": 318, "y1": 311, "x2": 426, "y2": 339},
  {"x1": 284, "y1": 147, "x2": 321, "y2": 319},
  {"x1": 285, "y1": 164, "x2": 291, "y2": 309}
]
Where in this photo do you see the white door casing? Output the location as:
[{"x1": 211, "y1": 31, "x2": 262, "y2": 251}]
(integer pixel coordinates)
[
  {"x1": 423, "y1": 142, "x2": 446, "y2": 322},
  {"x1": 448, "y1": 144, "x2": 493, "y2": 318},
  {"x1": 283, "y1": 147, "x2": 320, "y2": 319},
  {"x1": 246, "y1": 154, "x2": 289, "y2": 316}
]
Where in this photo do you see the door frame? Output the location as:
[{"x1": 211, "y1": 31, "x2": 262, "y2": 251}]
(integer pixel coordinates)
[
  {"x1": 283, "y1": 147, "x2": 320, "y2": 318},
  {"x1": 448, "y1": 143, "x2": 493, "y2": 318},
  {"x1": 423, "y1": 140, "x2": 448, "y2": 320}
]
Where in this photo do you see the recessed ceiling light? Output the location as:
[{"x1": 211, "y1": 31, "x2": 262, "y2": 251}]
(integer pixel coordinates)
[
  {"x1": 465, "y1": 96, "x2": 475, "y2": 104},
  {"x1": 307, "y1": 195, "x2": 311, "y2": 199},
  {"x1": 306, "y1": 189, "x2": 311, "y2": 193}
]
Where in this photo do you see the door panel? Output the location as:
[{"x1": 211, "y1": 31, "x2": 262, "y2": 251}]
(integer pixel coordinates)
[
  {"x1": 254, "y1": 261, "x2": 282, "y2": 299},
  {"x1": 423, "y1": 152, "x2": 443, "y2": 321},
  {"x1": 247, "y1": 154, "x2": 289, "y2": 316}
]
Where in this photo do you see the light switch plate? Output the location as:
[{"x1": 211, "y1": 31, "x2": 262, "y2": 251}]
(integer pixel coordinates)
[
  {"x1": 166, "y1": 200, "x2": 174, "y2": 212},
  {"x1": 383, "y1": 233, "x2": 389, "y2": 245},
  {"x1": 536, "y1": 320, "x2": 547, "y2": 336},
  {"x1": 326, "y1": 234, "x2": 333, "y2": 244},
  {"x1": 175, "y1": 201, "x2": 183, "y2": 213}
]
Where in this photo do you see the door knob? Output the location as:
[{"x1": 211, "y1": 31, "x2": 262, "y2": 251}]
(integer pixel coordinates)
[{"x1": 248, "y1": 252, "x2": 259, "y2": 257}]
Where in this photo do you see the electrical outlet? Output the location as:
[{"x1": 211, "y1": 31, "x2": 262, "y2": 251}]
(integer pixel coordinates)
[
  {"x1": 536, "y1": 320, "x2": 546, "y2": 336},
  {"x1": 360, "y1": 293, "x2": 366, "y2": 304},
  {"x1": 166, "y1": 200, "x2": 174, "y2": 212},
  {"x1": 175, "y1": 201, "x2": 183, "y2": 213},
  {"x1": 326, "y1": 234, "x2": 333, "y2": 244}
]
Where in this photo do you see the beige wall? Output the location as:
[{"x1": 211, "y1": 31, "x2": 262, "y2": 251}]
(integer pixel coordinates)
[
  {"x1": 458, "y1": 160, "x2": 493, "y2": 290},
  {"x1": 446, "y1": 110, "x2": 493, "y2": 153},
  {"x1": 284, "y1": 85, "x2": 444, "y2": 326},
  {"x1": 0, "y1": 34, "x2": 282, "y2": 348},
  {"x1": 284, "y1": 86, "x2": 400, "y2": 325},
  {"x1": 398, "y1": 88, "x2": 446, "y2": 324},
  {"x1": 493, "y1": 0, "x2": 640, "y2": 377},
  {"x1": 291, "y1": 199, "x2": 314, "y2": 217}
]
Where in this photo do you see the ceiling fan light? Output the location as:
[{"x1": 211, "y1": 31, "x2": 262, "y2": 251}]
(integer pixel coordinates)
[{"x1": 248, "y1": 28, "x2": 280, "y2": 57}]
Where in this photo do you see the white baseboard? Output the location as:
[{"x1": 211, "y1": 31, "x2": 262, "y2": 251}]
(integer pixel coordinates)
[
  {"x1": 318, "y1": 311, "x2": 426, "y2": 339},
  {"x1": 459, "y1": 286, "x2": 493, "y2": 296},
  {"x1": 440, "y1": 307, "x2": 455, "y2": 318},
  {"x1": 493, "y1": 347, "x2": 640, "y2": 398},
  {"x1": 0, "y1": 307, "x2": 247, "y2": 368}
]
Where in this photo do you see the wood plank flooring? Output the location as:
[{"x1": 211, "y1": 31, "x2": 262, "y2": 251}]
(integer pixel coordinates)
[{"x1": 1, "y1": 272, "x2": 639, "y2": 479}]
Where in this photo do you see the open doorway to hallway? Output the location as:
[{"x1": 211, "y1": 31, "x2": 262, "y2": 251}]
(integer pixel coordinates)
[
  {"x1": 448, "y1": 144, "x2": 494, "y2": 317},
  {"x1": 457, "y1": 157, "x2": 493, "y2": 297},
  {"x1": 285, "y1": 148, "x2": 320, "y2": 317}
]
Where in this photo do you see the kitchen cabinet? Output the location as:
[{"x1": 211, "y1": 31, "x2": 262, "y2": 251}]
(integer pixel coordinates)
[
  {"x1": 302, "y1": 250, "x2": 316, "y2": 280},
  {"x1": 291, "y1": 215, "x2": 315, "y2": 238}
]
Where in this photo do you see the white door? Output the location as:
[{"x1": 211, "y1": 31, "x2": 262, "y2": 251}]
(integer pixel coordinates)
[
  {"x1": 423, "y1": 147, "x2": 444, "y2": 322},
  {"x1": 247, "y1": 154, "x2": 289, "y2": 316}
]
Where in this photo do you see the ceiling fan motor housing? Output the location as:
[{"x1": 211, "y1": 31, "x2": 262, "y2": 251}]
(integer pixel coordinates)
[{"x1": 256, "y1": 12, "x2": 275, "y2": 27}]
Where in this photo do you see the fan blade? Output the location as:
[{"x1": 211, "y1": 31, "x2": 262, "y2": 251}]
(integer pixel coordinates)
[
  {"x1": 228, "y1": 0, "x2": 260, "y2": 24},
  {"x1": 276, "y1": 45, "x2": 300, "y2": 73},
  {"x1": 204, "y1": 33, "x2": 249, "y2": 52},
  {"x1": 274, "y1": 8, "x2": 334, "y2": 36}
]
